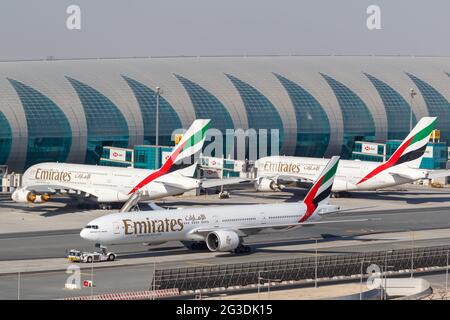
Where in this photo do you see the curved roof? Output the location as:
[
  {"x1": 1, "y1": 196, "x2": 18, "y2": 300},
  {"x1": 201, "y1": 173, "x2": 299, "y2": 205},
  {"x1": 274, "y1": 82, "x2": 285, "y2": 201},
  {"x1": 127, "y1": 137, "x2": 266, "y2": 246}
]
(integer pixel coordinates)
[{"x1": 0, "y1": 56, "x2": 449, "y2": 170}]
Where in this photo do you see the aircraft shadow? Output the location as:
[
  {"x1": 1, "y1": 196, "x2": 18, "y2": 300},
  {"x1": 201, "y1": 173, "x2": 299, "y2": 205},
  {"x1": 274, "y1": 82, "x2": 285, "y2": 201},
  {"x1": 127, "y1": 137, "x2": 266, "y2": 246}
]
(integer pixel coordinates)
[
  {"x1": 114, "y1": 233, "x2": 398, "y2": 260},
  {"x1": 347, "y1": 192, "x2": 450, "y2": 204}
]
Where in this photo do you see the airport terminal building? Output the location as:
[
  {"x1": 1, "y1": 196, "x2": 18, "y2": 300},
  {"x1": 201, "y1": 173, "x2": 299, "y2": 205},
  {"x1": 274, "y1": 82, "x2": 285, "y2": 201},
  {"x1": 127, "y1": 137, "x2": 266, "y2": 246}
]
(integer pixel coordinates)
[{"x1": 1, "y1": 55, "x2": 450, "y2": 172}]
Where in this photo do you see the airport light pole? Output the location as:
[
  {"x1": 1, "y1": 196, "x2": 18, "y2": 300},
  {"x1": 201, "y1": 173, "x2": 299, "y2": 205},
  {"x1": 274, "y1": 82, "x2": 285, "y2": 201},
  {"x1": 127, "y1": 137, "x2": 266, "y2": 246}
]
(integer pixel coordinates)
[
  {"x1": 91, "y1": 259, "x2": 94, "y2": 297},
  {"x1": 314, "y1": 239, "x2": 318, "y2": 288},
  {"x1": 257, "y1": 270, "x2": 263, "y2": 300},
  {"x1": 411, "y1": 230, "x2": 415, "y2": 278},
  {"x1": 409, "y1": 88, "x2": 417, "y2": 131},
  {"x1": 17, "y1": 272, "x2": 20, "y2": 300},
  {"x1": 265, "y1": 277, "x2": 281, "y2": 300},
  {"x1": 446, "y1": 250, "x2": 449, "y2": 300},
  {"x1": 155, "y1": 87, "x2": 162, "y2": 169},
  {"x1": 360, "y1": 260, "x2": 365, "y2": 300}
]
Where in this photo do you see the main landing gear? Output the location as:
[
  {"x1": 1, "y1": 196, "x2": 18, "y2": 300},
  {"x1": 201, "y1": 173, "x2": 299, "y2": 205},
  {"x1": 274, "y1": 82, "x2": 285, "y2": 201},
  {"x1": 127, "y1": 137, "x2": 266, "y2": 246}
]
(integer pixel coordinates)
[
  {"x1": 181, "y1": 241, "x2": 208, "y2": 250},
  {"x1": 331, "y1": 192, "x2": 352, "y2": 198},
  {"x1": 98, "y1": 203, "x2": 113, "y2": 210},
  {"x1": 233, "y1": 243, "x2": 252, "y2": 254}
]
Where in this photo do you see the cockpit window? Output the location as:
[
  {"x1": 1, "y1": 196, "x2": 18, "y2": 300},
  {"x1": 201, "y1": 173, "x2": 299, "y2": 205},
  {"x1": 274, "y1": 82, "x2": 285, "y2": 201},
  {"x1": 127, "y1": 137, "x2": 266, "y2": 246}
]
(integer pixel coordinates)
[{"x1": 85, "y1": 225, "x2": 99, "y2": 229}]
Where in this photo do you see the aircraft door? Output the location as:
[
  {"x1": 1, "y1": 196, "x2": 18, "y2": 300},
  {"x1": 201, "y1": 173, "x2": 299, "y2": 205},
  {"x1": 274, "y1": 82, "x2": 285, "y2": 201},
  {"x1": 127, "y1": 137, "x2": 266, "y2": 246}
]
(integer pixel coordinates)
[
  {"x1": 112, "y1": 222, "x2": 121, "y2": 234},
  {"x1": 212, "y1": 216, "x2": 219, "y2": 227},
  {"x1": 260, "y1": 212, "x2": 266, "y2": 225}
]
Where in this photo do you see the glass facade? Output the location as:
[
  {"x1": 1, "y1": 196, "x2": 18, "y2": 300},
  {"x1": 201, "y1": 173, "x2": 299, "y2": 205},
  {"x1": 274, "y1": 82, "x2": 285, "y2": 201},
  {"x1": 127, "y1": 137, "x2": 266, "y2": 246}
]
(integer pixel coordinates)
[
  {"x1": 66, "y1": 77, "x2": 129, "y2": 164},
  {"x1": 174, "y1": 74, "x2": 234, "y2": 132},
  {"x1": 225, "y1": 74, "x2": 284, "y2": 153},
  {"x1": 122, "y1": 75, "x2": 182, "y2": 145},
  {"x1": 321, "y1": 73, "x2": 375, "y2": 158},
  {"x1": 7, "y1": 78, "x2": 71, "y2": 168},
  {"x1": 364, "y1": 73, "x2": 416, "y2": 140},
  {"x1": 0, "y1": 111, "x2": 12, "y2": 164},
  {"x1": 406, "y1": 73, "x2": 450, "y2": 143},
  {"x1": 274, "y1": 73, "x2": 330, "y2": 156}
]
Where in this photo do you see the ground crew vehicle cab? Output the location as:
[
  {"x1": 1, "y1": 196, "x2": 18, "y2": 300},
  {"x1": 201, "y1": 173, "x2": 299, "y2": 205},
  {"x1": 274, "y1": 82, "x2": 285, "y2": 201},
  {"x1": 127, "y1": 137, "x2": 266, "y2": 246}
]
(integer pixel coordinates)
[{"x1": 67, "y1": 249, "x2": 116, "y2": 263}]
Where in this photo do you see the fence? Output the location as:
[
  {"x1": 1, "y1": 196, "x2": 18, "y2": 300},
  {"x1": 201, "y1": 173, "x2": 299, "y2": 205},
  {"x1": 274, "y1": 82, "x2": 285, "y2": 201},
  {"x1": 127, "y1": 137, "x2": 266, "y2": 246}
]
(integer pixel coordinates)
[{"x1": 154, "y1": 245, "x2": 450, "y2": 291}]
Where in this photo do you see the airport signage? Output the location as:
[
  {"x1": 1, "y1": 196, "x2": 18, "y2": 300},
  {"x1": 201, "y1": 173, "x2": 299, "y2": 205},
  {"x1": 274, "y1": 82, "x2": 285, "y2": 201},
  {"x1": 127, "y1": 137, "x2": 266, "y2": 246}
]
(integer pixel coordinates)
[
  {"x1": 109, "y1": 148, "x2": 126, "y2": 161},
  {"x1": 206, "y1": 157, "x2": 223, "y2": 169},
  {"x1": 361, "y1": 143, "x2": 378, "y2": 155},
  {"x1": 423, "y1": 146, "x2": 433, "y2": 159}
]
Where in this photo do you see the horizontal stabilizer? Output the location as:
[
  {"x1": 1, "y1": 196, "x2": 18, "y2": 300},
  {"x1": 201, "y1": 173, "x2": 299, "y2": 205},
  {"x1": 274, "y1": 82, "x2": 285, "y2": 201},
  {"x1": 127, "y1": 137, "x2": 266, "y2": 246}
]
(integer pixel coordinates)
[{"x1": 200, "y1": 177, "x2": 250, "y2": 189}]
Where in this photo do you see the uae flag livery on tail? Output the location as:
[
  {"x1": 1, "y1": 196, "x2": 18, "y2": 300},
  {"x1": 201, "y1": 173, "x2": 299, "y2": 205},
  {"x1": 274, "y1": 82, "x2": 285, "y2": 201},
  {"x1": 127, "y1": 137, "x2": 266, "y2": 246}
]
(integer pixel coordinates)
[
  {"x1": 128, "y1": 119, "x2": 211, "y2": 195},
  {"x1": 357, "y1": 117, "x2": 436, "y2": 185},
  {"x1": 300, "y1": 156, "x2": 340, "y2": 223}
]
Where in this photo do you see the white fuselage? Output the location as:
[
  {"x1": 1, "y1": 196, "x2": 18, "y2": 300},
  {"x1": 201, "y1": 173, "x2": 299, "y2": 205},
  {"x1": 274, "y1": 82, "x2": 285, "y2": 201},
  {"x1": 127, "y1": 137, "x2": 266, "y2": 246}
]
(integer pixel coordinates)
[
  {"x1": 80, "y1": 202, "x2": 332, "y2": 245},
  {"x1": 255, "y1": 156, "x2": 428, "y2": 192},
  {"x1": 20, "y1": 162, "x2": 200, "y2": 202}
]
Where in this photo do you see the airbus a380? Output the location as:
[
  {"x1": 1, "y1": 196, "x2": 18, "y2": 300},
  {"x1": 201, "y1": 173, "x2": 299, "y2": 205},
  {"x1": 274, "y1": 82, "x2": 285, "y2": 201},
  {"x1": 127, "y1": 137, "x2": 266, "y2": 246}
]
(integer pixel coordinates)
[
  {"x1": 12, "y1": 119, "x2": 237, "y2": 207},
  {"x1": 254, "y1": 117, "x2": 448, "y2": 195},
  {"x1": 80, "y1": 156, "x2": 367, "y2": 253}
]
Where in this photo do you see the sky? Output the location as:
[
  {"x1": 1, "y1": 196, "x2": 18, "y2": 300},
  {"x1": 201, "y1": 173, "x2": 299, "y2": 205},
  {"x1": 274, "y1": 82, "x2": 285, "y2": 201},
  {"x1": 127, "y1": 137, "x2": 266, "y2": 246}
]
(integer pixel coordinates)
[{"x1": 0, "y1": 0, "x2": 449, "y2": 60}]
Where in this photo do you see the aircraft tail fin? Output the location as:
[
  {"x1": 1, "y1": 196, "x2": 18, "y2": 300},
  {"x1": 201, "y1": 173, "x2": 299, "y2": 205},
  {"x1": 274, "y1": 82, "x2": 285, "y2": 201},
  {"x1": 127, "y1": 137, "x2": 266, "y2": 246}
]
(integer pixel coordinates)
[
  {"x1": 299, "y1": 156, "x2": 340, "y2": 222},
  {"x1": 168, "y1": 119, "x2": 210, "y2": 167},
  {"x1": 389, "y1": 117, "x2": 436, "y2": 169},
  {"x1": 128, "y1": 119, "x2": 210, "y2": 194},
  {"x1": 356, "y1": 117, "x2": 436, "y2": 185}
]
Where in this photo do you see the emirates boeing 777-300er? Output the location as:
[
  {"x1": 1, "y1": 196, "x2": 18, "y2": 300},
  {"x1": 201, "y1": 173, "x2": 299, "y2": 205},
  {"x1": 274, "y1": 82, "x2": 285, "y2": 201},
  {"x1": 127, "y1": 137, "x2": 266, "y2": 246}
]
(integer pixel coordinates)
[
  {"x1": 12, "y1": 119, "x2": 239, "y2": 207},
  {"x1": 80, "y1": 156, "x2": 368, "y2": 253},
  {"x1": 254, "y1": 117, "x2": 449, "y2": 196}
]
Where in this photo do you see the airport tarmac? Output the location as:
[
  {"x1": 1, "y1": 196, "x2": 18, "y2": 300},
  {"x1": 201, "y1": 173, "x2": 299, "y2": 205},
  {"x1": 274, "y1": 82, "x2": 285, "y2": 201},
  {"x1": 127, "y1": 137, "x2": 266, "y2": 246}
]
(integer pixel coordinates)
[
  {"x1": 0, "y1": 185, "x2": 450, "y2": 234},
  {"x1": 0, "y1": 185, "x2": 450, "y2": 299}
]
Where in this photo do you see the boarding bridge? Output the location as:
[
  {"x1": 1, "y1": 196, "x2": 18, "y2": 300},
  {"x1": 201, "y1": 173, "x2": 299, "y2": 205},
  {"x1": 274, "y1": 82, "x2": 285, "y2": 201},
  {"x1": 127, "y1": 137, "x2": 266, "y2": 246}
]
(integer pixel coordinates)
[
  {"x1": 0, "y1": 166, "x2": 22, "y2": 193},
  {"x1": 198, "y1": 156, "x2": 256, "y2": 179}
]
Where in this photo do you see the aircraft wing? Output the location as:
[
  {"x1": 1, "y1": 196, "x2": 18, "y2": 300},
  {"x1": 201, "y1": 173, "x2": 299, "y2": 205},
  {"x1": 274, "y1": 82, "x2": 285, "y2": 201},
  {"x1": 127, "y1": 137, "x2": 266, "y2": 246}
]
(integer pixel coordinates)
[
  {"x1": 200, "y1": 177, "x2": 251, "y2": 189},
  {"x1": 22, "y1": 183, "x2": 124, "y2": 200},
  {"x1": 189, "y1": 218, "x2": 376, "y2": 237},
  {"x1": 23, "y1": 184, "x2": 70, "y2": 194},
  {"x1": 260, "y1": 174, "x2": 315, "y2": 184}
]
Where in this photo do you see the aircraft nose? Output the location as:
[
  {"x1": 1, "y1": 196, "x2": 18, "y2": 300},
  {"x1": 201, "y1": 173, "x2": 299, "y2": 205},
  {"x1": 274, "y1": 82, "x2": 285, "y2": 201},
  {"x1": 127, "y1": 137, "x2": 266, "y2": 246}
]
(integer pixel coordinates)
[{"x1": 80, "y1": 228, "x2": 90, "y2": 240}]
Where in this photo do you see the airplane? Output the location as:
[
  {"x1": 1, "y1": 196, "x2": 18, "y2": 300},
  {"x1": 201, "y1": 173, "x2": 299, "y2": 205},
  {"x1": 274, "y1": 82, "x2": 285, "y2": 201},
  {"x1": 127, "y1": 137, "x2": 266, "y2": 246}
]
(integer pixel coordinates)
[
  {"x1": 80, "y1": 156, "x2": 369, "y2": 254},
  {"x1": 254, "y1": 117, "x2": 448, "y2": 196},
  {"x1": 12, "y1": 119, "x2": 244, "y2": 208}
]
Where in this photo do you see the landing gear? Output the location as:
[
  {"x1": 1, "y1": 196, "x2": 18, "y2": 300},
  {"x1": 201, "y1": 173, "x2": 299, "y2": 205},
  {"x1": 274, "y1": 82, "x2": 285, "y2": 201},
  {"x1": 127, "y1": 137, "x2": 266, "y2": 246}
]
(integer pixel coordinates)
[
  {"x1": 181, "y1": 241, "x2": 208, "y2": 250},
  {"x1": 233, "y1": 243, "x2": 251, "y2": 254},
  {"x1": 331, "y1": 192, "x2": 351, "y2": 198},
  {"x1": 99, "y1": 202, "x2": 112, "y2": 210},
  {"x1": 219, "y1": 191, "x2": 230, "y2": 199}
]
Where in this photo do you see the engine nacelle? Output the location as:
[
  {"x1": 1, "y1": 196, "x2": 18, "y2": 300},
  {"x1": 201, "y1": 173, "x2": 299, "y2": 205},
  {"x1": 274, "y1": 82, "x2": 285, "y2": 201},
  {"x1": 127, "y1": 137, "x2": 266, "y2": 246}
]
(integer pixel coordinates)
[
  {"x1": 255, "y1": 178, "x2": 280, "y2": 192},
  {"x1": 96, "y1": 190, "x2": 129, "y2": 202},
  {"x1": 12, "y1": 189, "x2": 37, "y2": 203},
  {"x1": 34, "y1": 194, "x2": 50, "y2": 203},
  {"x1": 205, "y1": 230, "x2": 240, "y2": 252}
]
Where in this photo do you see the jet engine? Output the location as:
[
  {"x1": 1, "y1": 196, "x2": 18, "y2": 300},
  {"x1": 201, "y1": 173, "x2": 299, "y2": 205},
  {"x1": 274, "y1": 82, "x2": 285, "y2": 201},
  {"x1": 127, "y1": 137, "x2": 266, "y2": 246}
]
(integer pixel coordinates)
[
  {"x1": 205, "y1": 230, "x2": 240, "y2": 252},
  {"x1": 12, "y1": 189, "x2": 37, "y2": 203},
  {"x1": 34, "y1": 194, "x2": 50, "y2": 203},
  {"x1": 254, "y1": 177, "x2": 280, "y2": 191},
  {"x1": 12, "y1": 189, "x2": 50, "y2": 203}
]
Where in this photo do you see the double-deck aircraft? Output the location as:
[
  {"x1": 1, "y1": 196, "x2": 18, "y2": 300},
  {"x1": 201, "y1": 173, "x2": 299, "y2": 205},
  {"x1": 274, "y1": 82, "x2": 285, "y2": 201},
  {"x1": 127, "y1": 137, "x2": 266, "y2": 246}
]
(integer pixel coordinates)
[
  {"x1": 80, "y1": 156, "x2": 368, "y2": 253},
  {"x1": 12, "y1": 119, "x2": 242, "y2": 208},
  {"x1": 254, "y1": 117, "x2": 449, "y2": 196}
]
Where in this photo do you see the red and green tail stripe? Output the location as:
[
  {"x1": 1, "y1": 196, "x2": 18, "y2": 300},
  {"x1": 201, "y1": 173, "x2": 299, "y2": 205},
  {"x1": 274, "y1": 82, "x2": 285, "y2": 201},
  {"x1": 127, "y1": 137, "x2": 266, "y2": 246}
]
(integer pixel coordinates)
[
  {"x1": 357, "y1": 118, "x2": 435, "y2": 185},
  {"x1": 128, "y1": 120, "x2": 210, "y2": 195},
  {"x1": 300, "y1": 156, "x2": 339, "y2": 222}
]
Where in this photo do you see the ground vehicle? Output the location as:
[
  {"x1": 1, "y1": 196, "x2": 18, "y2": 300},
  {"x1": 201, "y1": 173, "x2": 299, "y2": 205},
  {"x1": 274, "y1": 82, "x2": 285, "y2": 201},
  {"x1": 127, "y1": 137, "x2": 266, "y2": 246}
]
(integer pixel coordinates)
[{"x1": 67, "y1": 249, "x2": 116, "y2": 263}]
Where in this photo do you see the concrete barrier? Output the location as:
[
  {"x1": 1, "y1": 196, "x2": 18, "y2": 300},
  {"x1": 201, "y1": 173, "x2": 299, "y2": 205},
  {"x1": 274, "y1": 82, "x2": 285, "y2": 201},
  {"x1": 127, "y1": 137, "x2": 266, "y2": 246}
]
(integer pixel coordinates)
[
  {"x1": 64, "y1": 288, "x2": 179, "y2": 300},
  {"x1": 383, "y1": 278, "x2": 432, "y2": 300}
]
